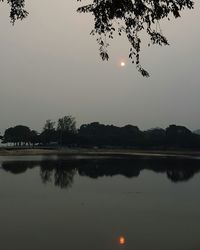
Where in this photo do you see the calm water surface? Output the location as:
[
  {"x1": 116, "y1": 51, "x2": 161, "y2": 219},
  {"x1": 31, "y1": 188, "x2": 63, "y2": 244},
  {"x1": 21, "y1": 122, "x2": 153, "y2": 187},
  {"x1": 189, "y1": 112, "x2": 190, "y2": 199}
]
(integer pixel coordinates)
[{"x1": 0, "y1": 155, "x2": 200, "y2": 250}]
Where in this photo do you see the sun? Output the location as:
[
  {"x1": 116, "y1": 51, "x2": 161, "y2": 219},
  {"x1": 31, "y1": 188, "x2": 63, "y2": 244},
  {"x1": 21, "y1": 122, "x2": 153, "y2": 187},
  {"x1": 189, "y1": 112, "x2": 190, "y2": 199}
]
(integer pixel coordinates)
[
  {"x1": 119, "y1": 236, "x2": 126, "y2": 245},
  {"x1": 120, "y1": 61, "x2": 126, "y2": 67}
]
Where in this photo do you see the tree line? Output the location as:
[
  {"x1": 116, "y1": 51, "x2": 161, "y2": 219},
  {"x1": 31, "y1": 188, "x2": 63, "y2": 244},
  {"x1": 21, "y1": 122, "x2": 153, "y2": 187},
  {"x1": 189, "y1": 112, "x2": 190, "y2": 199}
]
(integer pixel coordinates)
[{"x1": 1, "y1": 115, "x2": 200, "y2": 149}]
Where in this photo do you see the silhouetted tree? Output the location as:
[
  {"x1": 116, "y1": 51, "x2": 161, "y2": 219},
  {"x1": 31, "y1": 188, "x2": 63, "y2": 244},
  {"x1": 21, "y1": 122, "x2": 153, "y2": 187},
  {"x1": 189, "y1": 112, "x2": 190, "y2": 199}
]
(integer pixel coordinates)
[
  {"x1": 2, "y1": 125, "x2": 31, "y2": 146},
  {"x1": 144, "y1": 127, "x2": 166, "y2": 148},
  {"x1": 57, "y1": 116, "x2": 76, "y2": 133},
  {"x1": 77, "y1": 0, "x2": 194, "y2": 76},
  {"x1": 43, "y1": 119, "x2": 55, "y2": 131},
  {"x1": 2, "y1": 127, "x2": 14, "y2": 145},
  {"x1": 57, "y1": 116, "x2": 77, "y2": 146},
  {"x1": 40, "y1": 120, "x2": 57, "y2": 145},
  {"x1": 1, "y1": 120, "x2": 200, "y2": 149},
  {"x1": 166, "y1": 124, "x2": 196, "y2": 148},
  {"x1": 1, "y1": 0, "x2": 194, "y2": 76},
  {"x1": 0, "y1": 0, "x2": 28, "y2": 24},
  {"x1": 79, "y1": 122, "x2": 143, "y2": 147},
  {"x1": 120, "y1": 124, "x2": 143, "y2": 146},
  {"x1": 29, "y1": 130, "x2": 40, "y2": 146}
]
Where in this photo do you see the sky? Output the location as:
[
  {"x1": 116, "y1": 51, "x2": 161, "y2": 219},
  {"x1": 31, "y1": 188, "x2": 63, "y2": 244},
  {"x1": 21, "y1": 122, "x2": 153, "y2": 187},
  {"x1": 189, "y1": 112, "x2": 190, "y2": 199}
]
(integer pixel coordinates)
[{"x1": 0, "y1": 0, "x2": 199, "y2": 133}]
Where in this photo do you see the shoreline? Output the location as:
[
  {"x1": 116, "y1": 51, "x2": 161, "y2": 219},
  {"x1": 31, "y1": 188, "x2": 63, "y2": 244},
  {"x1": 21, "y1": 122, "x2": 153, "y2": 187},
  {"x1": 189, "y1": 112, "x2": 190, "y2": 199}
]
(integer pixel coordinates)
[{"x1": 0, "y1": 147, "x2": 200, "y2": 158}]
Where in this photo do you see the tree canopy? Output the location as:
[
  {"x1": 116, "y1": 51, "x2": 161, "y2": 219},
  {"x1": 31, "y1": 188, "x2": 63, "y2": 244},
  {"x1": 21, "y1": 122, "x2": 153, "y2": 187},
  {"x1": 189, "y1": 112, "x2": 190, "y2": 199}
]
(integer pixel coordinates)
[
  {"x1": 3, "y1": 125, "x2": 33, "y2": 146},
  {"x1": 1, "y1": 0, "x2": 194, "y2": 76},
  {"x1": 77, "y1": 0, "x2": 194, "y2": 76},
  {"x1": 0, "y1": 0, "x2": 28, "y2": 23}
]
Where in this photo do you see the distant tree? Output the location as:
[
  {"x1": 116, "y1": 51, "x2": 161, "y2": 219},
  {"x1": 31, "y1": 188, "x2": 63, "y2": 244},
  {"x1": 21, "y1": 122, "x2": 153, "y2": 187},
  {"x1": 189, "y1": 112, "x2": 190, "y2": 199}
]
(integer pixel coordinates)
[
  {"x1": 29, "y1": 130, "x2": 40, "y2": 146},
  {"x1": 166, "y1": 124, "x2": 196, "y2": 148},
  {"x1": 40, "y1": 120, "x2": 56, "y2": 145},
  {"x1": 144, "y1": 127, "x2": 166, "y2": 148},
  {"x1": 14, "y1": 125, "x2": 31, "y2": 145},
  {"x1": 120, "y1": 125, "x2": 143, "y2": 146},
  {"x1": 2, "y1": 125, "x2": 31, "y2": 146},
  {"x1": 2, "y1": 127, "x2": 14, "y2": 145},
  {"x1": 43, "y1": 119, "x2": 55, "y2": 131},
  {"x1": 57, "y1": 116, "x2": 76, "y2": 133},
  {"x1": 57, "y1": 116, "x2": 77, "y2": 146},
  {"x1": 79, "y1": 122, "x2": 143, "y2": 147}
]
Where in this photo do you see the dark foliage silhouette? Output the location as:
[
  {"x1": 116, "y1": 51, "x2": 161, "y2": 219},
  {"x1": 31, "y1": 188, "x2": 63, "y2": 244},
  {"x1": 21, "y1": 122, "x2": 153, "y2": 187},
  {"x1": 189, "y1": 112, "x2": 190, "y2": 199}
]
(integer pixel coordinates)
[
  {"x1": 166, "y1": 124, "x2": 199, "y2": 148},
  {"x1": 77, "y1": 0, "x2": 194, "y2": 76},
  {"x1": 1, "y1": 120, "x2": 200, "y2": 149},
  {"x1": 40, "y1": 120, "x2": 57, "y2": 145},
  {"x1": 2, "y1": 125, "x2": 37, "y2": 146},
  {"x1": 0, "y1": 0, "x2": 28, "y2": 24},
  {"x1": 78, "y1": 122, "x2": 200, "y2": 149},
  {"x1": 57, "y1": 116, "x2": 77, "y2": 146},
  {"x1": 1, "y1": 0, "x2": 194, "y2": 76},
  {"x1": 144, "y1": 127, "x2": 166, "y2": 147},
  {"x1": 79, "y1": 122, "x2": 144, "y2": 147}
]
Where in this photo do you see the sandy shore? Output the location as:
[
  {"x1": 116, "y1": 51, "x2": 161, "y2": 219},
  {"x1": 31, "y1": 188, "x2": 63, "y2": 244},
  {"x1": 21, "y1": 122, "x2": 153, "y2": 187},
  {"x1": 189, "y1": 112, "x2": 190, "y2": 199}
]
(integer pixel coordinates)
[{"x1": 0, "y1": 147, "x2": 200, "y2": 158}]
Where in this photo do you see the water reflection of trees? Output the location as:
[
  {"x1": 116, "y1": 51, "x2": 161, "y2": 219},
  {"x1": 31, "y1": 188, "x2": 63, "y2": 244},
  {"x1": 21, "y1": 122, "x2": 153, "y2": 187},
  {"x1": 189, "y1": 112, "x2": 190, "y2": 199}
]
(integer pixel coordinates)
[
  {"x1": 40, "y1": 160, "x2": 76, "y2": 189},
  {"x1": 77, "y1": 158, "x2": 200, "y2": 183},
  {"x1": 1, "y1": 160, "x2": 76, "y2": 189},
  {"x1": 1, "y1": 161, "x2": 36, "y2": 174},
  {"x1": 1, "y1": 157, "x2": 200, "y2": 189}
]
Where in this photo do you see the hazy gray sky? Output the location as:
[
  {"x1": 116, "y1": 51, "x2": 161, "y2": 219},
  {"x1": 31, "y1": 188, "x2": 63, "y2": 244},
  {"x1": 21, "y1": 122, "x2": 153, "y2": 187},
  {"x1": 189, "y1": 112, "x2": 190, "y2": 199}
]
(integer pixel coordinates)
[{"x1": 0, "y1": 0, "x2": 199, "y2": 133}]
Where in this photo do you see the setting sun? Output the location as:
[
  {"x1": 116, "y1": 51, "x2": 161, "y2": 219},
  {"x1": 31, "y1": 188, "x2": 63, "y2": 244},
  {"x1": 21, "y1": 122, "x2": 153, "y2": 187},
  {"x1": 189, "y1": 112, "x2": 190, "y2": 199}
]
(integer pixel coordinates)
[
  {"x1": 120, "y1": 61, "x2": 126, "y2": 67},
  {"x1": 119, "y1": 236, "x2": 126, "y2": 245}
]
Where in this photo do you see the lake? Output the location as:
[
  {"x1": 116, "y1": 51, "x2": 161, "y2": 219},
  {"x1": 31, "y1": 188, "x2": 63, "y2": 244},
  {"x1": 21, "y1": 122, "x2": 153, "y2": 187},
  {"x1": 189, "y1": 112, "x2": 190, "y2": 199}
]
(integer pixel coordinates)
[{"x1": 0, "y1": 155, "x2": 200, "y2": 250}]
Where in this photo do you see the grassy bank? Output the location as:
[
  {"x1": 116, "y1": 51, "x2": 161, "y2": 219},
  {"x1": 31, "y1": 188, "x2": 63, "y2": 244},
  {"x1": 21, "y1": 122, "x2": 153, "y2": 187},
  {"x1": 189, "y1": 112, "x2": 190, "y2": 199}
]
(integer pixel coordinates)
[{"x1": 0, "y1": 147, "x2": 200, "y2": 158}]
